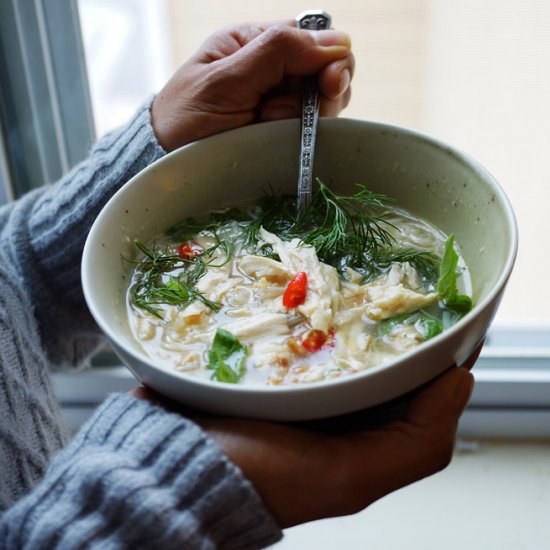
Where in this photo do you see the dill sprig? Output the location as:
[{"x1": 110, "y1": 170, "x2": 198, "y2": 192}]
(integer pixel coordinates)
[
  {"x1": 128, "y1": 180, "x2": 445, "y2": 318},
  {"x1": 302, "y1": 181, "x2": 397, "y2": 264},
  {"x1": 128, "y1": 240, "x2": 222, "y2": 318},
  {"x1": 362, "y1": 248, "x2": 441, "y2": 284},
  {"x1": 243, "y1": 179, "x2": 397, "y2": 269}
]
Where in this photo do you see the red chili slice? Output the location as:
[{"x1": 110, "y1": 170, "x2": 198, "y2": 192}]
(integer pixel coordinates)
[
  {"x1": 301, "y1": 329, "x2": 328, "y2": 352},
  {"x1": 282, "y1": 272, "x2": 308, "y2": 308},
  {"x1": 178, "y1": 242, "x2": 202, "y2": 259}
]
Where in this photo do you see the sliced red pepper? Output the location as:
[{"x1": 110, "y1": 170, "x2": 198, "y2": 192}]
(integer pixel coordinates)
[
  {"x1": 282, "y1": 272, "x2": 308, "y2": 308},
  {"x1": 178, "y1": 241, "x2": 202, "y2": 259},
  {"x1": 301, "y1": 329, "x2": 328, "y2": 352}
]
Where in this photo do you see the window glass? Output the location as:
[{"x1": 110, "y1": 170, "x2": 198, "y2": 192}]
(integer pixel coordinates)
[{"x1": 78, "y1": 0, "x2": 547, "y2": 321}]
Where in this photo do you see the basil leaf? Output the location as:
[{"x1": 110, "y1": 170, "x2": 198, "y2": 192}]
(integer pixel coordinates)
[
  {"x1": 422, "y1": 318, "x2": 443, "y2": 340},
  {"x1": 436, "y1": 235, "x2": 459, "y2": 301},
  {"x1": 378, "y1": 313, "x2": 418, "y2": 336},
  {"x1": 446, "y1": 294, "x2": 473, "y2": 314},
  {"x1": 207, "y1": 329, "x2": 247, "y2": 384},
  {"x1": 436, "y1": 234, "x2": 473, "y2": 315},
  {"x1": 378, "y1": 312, "x2": 442, "y2": 341}
]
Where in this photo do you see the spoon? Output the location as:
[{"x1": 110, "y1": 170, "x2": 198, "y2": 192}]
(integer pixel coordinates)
[{"x1": 296, "y1": 10, "x2": 332, "y2": 218}]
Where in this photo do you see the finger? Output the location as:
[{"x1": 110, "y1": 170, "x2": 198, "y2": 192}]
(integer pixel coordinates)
[
  {"x1": 404, "y1": 366, "x2": 474, "y2": 431},
  {"x1": 259, "y1": 55, "x2": 354, "y2": 120},
  {"x1": 327, "y1": 367, "x2": 474, "y2": 515},
  {"x1": 259, "y1": 94, "x2": 301, "y2": 121},
  {"x1": 318, "y1": 54, "x2": 355, "y2": 100},
  {"x1": 219, "y1": 25, "x2": 351, "y2": 96},
  {"x1": 192, "y1": 20, "x2": 295, "y2": 62},
  {"x1": 130, "y1": 385, "x2": 210, "y2": 423},
  {"x1": 460, "y1": 339, "x2": 485, "y2": 371},
  {"x1": 319, "y1": 86, "x2": 352, "y2": 116},
  {"x1": 259, "y1": 91, "x2": 351, "y2": 122}
]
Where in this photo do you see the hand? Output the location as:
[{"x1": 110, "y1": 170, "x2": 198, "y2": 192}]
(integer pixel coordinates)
[
  {"x1": 151, "y1": 20, "x2": 354, "y2": 151},
  {"x1": 132, "y1": 343, "x2": 480, "y2": 529},
  {"x1": 197, "y1": 365, "x2": 475, "y2": 528}
]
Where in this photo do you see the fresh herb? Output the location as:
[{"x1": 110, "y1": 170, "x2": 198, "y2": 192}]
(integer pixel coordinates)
[
  {"x1": 360, "y1": 247, "x2": 440, "y2": 284},
  {"x1": 243, "y1": 179, "x2": 398, "y2": 274},
  {"x1": 422, "y1": 317, "x2": 443, "y2": 340},
  {"x1": 128, "y1": 240, "x2": 222, "y2": 318},
  {"x1": 378, "y1": 311, "x2": 443, "y2": 341},
  {"x1": 436, "y1": 235, "x2": 473, "y2": 314},
  {"x1": 303, "y1": 182, "x2": 397, "y2": 264},
  {"x1": 207, "y1": 329, "x2": 247, "y2": 383},
  {"x1": 128, "y1": 185, "x2": 472, "y2": 330},
  {"x1": 160, "y1": 181, "x2": 435, "y2": 282}
]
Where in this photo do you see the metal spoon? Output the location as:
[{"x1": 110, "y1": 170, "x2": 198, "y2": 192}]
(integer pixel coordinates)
[{"x1": 296, "y1": 10, "x2": 332, "y2": 217}]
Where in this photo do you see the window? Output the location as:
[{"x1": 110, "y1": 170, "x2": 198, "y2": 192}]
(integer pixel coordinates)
[
  {"x1": 0, "y1": 0, "x2": 95, "y2": 199},
  {"x1": 2, "y1": 1, "x2": 549, "y2": 436}
]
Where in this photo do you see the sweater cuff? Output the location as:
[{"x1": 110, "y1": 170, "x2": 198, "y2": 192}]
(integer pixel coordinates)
[
  {"x1": 10, "y1": 99, "x2": 166, "y2": 368},
  {"x1": 1, "y1": 394, "x2": 282, "y2": 549},
  {"x1": 27, "y1": 97, "x2": 165, "y2": 288}
]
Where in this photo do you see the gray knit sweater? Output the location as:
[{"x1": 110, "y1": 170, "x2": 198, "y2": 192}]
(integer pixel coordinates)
[{"x1": 0, "y1": 101, "x2": 282, "y2": 548}]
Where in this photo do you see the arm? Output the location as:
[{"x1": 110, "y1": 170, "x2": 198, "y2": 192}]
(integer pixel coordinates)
[
  {"x1": 0, "y1": 394, "x2": 282, "y2": 549},
  {"x1": 0, "y1": 101, "x2": 165, "y2": 368}
]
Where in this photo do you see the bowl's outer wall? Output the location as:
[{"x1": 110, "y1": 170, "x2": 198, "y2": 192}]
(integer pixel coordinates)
[{"x1": 82, "y1": 118, "x2": 517, "y2": 420}]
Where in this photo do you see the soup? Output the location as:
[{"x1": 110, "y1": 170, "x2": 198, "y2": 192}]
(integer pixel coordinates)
[{"x1": 126, "y1": 182, "x2": 472, "y2": 386}]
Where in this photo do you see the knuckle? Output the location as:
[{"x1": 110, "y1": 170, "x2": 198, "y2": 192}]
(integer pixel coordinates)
[{"x1": 260, "y1": 24, "x2": 296, "y2": 49}]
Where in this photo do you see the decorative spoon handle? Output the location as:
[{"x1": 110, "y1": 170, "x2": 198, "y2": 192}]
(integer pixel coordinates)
[{"x1": 296, "y1": 10, "x2": 332, "y2": 217}]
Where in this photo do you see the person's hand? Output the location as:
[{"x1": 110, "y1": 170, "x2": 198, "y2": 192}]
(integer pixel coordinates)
[
  {"x1": 151, "y1": 20, "x2": 354, "y2": 151},
  {"x1": 132, "y1": 343, "x2": 480, "y2": 529},
  {"x1": 197, "y1": 365, "x2": 475, "y2": 528}
]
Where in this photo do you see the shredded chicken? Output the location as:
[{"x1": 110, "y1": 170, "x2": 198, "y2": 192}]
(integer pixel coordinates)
[
  {"x1": 222, "y1": 312, "x2": 290, "y2": 341},
  {"x1": 258, "y1": 228, "x2": 339, "y2": 332}
]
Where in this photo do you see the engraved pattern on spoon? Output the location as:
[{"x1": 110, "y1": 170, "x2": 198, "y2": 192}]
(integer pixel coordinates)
[{"x1": 296, "y1": 11, "x2": 332, "y2": 217}]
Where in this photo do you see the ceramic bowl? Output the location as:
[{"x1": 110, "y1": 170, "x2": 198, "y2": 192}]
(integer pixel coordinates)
[{"x1": 82, "y1": 118, "x2": 517, "y2": 421}]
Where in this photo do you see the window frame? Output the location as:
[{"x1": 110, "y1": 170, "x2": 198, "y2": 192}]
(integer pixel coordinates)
[{"x1": 0, "y1": 0, "x2": 95, "y2": 199}]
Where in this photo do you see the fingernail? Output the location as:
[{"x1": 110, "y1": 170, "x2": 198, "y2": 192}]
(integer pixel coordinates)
[
  {"x1": 338, "y1": 68, "x2": 351, "y2": 96},
  {"x1": 454, "y1": 368, "x2": 474, "y2": 414},
  {"x1": 309, "y1": 30, "x2": 351, "y2": 48},
  {"x1": 261, "y1": 105, "x2": 298, "y2": 121}
]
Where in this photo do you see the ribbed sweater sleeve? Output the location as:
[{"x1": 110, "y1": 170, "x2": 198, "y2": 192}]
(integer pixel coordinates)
[
  {"x1": 0, "y1": 394, "x2": 282, "y2": 549},
  {"x1": 0, "y1": 100, "x2": 283, "y2": 547},
  {"x1": 0, "y1": 99, "x2": 164, "y2": 369}
]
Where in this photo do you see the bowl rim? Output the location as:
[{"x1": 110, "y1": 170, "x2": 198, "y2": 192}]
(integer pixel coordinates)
[{"x1": 82, "y1": 117, "x2": 518, "y2": 396}]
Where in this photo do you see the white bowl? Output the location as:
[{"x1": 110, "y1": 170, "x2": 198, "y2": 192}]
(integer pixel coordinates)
[{"x1": 82, "y1": 118, "x2": 517, "y2": 421}]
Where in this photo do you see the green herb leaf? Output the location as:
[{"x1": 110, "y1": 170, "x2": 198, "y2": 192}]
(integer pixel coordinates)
[
  {"x1": 127, "y1": 239, "x2": 222, "y2": 318},
  {"x1": 378, "y1": 312, "x2": 416, "y2": 336},
  {"x1": 378, "y1": 311, "x2": 443, "y2": 341},
  {"x1": 446, "y1": 293, "x2": 473, "y2": 314},
  {"x1": 242, "y1": 179, "x2": 397, "y2": 275},
  {"x1": 207, "y1": 329, "x2": 247, "y2": 383},
  {"x1": 422, "y1": 318, "x2": 443, "y2": 340},
  {"x1": 436, "y1": 234, "x2": 473, "y2": 315},
  {"x1": 436, "y1": 235, "x2": 460, "y2": 300}
]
